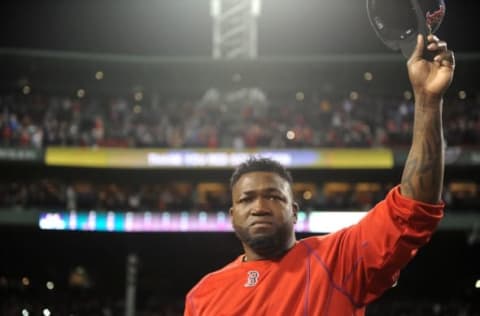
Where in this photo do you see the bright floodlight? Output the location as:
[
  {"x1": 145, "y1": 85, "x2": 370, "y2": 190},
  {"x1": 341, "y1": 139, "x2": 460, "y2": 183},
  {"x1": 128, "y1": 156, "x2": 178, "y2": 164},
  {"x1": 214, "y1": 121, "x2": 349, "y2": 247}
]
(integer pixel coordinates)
[
  {"x1": 211, "y1": 0, "x2": 260, "y2": 58},
  {"x1": 210, "y1": 0, "x2": 220, "y2": 17},
  {"x1": 251, "y1": 0, "x2": 262, "y2": 16},
  {"x1": 46, "y1": 281, "x2": 55, "y2": 290}
]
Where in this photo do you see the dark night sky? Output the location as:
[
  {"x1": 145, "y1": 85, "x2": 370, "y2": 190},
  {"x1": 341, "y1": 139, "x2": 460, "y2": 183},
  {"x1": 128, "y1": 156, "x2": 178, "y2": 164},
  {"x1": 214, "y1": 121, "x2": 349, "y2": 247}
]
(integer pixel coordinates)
[{"x1": 0, "y1": 0, "x2": 478, "y2": 56}]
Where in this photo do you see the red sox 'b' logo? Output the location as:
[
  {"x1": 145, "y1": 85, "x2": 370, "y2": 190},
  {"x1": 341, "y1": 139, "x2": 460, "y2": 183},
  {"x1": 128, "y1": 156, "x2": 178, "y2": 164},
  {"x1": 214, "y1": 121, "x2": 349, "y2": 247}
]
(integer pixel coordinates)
[
  {"x1": 425, "y1": 5, "x2": 445, "y2": 32},
  {"x1": 244, "y1": 270, "x2": 260, "y2": 287}
]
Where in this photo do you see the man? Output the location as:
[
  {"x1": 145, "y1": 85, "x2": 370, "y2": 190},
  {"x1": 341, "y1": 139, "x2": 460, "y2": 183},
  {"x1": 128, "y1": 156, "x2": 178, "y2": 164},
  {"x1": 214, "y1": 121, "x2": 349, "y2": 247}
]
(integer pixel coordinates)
[{"x1": 184, "y1": 34, "x2": 454, "y2": 315}]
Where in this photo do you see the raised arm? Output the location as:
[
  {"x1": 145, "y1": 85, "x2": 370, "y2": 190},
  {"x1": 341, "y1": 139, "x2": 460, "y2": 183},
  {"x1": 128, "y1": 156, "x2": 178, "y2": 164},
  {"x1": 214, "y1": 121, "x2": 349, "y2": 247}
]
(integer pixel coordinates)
[{"x1": 400, "y1": 34, "x2": 455, "y2": 204}]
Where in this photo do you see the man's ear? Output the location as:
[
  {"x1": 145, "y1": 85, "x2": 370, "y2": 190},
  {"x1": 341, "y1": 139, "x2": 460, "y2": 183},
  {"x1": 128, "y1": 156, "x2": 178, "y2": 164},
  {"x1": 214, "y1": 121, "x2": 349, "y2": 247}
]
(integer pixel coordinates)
[
  {"x1": 229, "y1": 207, "x2": 234, "y2": 222},
  {"x1": 292, "y1": 202, "x2": 299, "y2": 224}
]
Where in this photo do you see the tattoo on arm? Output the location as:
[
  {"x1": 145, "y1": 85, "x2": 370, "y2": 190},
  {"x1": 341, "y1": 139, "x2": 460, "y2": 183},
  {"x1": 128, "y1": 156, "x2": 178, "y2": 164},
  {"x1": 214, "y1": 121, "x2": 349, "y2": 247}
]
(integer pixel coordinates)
[{"x1": 401, "y1": 110, "x2": 444, "y2": 203}]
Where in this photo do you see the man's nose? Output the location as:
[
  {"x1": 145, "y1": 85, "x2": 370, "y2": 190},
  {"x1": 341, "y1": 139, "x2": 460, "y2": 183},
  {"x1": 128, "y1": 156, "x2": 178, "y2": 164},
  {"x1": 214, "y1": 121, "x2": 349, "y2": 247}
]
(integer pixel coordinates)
[{"x1": 251, "y1": 197, "x2": 271, "y2": 215}]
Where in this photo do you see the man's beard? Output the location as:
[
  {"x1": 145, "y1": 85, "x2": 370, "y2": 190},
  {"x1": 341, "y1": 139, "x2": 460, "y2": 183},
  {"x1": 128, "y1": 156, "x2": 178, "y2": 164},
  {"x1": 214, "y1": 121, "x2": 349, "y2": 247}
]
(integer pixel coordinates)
[{"x1": 234, "y1": 223, "x2": 292, "y2": 258}]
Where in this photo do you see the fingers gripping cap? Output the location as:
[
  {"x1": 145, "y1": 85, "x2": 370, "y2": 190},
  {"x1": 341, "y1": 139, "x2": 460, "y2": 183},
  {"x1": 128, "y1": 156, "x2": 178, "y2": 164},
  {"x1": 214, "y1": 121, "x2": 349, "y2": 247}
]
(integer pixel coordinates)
[{"x1": 367, "y1": 0, "x2": 446, "y2": 58}]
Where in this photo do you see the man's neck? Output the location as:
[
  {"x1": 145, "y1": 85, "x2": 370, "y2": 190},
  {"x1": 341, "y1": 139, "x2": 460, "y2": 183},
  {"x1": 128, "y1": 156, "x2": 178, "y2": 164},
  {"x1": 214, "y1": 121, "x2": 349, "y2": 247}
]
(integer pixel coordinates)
[{"x1": 243, "y1": 238, "x2": 297, "y2": 262}]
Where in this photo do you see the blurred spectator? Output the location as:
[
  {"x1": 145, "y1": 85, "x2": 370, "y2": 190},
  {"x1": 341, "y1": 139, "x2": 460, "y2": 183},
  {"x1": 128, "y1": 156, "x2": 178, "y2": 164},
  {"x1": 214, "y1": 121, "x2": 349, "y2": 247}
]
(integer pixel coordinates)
[{"x1": 1, "y1": 91, "x2": 479, "y2": 149}]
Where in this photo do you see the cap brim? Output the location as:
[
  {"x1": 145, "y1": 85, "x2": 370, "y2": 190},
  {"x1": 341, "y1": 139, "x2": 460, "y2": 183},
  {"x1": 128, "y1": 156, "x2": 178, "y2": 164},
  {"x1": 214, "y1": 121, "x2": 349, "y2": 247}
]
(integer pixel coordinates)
[{"x1": 399, "y1": 36, "x2": 418, "y2": 59}]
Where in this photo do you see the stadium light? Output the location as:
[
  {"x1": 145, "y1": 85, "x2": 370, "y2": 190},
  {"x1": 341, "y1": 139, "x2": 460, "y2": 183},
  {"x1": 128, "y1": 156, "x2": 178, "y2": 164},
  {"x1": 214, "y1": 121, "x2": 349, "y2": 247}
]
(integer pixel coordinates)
[
  {"x1": 303, "y1": 190, "x2": 313, "y2": 200},
  {"x1": 210, "y1": 0, "x2": 220, "y2": 17},
  {"x1": 46, "y1": 281, "x2": 55, "y2": 290},
  {"x1": 22, "y1": 277, "x2": 30, "y2": 286},
  {"x1": 134, "y1": 91, "x2": 143, "y2": 102},
  {"x1": 475, "y1": 279, "x2": 480, "y2": 289},
  {"x1": 76, "y1": 89, "x2": 86, "y2": 99},
  {"x1": 95, "y1": 71, "x2": 104, "y2": 80},
  {"x1": 296, "y1": 91, "x2": 305, "y2": 101},
  {"x1": 286, "y1": 130, "x2": 296, "y2": 140},
  {"x1": 22, "y1": 85, "x2": 31, "y2": 95},
  {"x1": 350, "y1": 91, "x2": 359, "y2": 100},
  {"x1": 364, "y1": 72, "x2": 373, "y2": 81},
  {"x1": 251, "y1": 0, "x2": 262, "y2": 17}
]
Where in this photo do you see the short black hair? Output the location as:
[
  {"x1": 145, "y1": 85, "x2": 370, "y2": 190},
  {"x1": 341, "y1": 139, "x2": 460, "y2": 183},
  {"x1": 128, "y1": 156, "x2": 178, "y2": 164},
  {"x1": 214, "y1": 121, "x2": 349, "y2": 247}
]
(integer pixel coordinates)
[{"x1": 230, "y1": 157, "x2": 293, "y2": 189}]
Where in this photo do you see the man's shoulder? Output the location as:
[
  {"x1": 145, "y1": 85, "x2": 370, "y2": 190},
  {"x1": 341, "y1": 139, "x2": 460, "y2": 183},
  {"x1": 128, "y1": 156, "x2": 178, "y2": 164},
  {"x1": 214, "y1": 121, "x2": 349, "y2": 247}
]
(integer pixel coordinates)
[
  {"x1": 297, "y1": 231, "x2": 355, "y2": 254},
  {"x1": 299, "y1": 234, "x2": 340, "y2": 247}
]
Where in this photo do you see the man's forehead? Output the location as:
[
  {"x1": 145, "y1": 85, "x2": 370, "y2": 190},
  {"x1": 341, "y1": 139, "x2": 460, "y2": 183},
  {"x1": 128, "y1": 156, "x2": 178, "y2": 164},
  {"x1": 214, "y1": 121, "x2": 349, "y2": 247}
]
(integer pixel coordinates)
[{"x1": 233, "y1": 171, "x2": 291, "y2": 193}]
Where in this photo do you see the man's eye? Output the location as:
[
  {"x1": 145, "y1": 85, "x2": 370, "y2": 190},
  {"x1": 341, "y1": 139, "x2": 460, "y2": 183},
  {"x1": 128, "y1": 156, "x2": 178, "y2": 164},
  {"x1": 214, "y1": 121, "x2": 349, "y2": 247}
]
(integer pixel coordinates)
[
  {"x1": 268, "y1": 195, "x2": 282, "y2": 201},
  {"x1": 239, "y1": 197, "x2": 253, "y2": 203}
]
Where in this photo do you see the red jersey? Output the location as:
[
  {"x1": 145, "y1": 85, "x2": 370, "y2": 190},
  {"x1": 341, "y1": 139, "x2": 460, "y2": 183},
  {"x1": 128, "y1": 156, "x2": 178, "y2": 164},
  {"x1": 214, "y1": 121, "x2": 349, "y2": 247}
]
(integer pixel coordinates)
[{"x1": 185, "y1": 186, "x2": 443, "y2": 316}]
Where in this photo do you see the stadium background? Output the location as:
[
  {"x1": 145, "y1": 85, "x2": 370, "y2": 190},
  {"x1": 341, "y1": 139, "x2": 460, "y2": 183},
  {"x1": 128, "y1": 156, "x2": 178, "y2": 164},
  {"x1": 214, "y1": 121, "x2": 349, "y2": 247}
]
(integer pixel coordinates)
[{"x1": 1, "y1": 0, "x2": 479, "y2": 315}]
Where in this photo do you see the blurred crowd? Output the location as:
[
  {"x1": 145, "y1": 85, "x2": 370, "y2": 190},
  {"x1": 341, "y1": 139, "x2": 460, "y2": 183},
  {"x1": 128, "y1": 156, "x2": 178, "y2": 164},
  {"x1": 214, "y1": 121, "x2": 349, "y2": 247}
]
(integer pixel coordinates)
[
  {"x1": 1, "y1": 179, "x2": 479, "y2": 213},
  {"x1": 0, "y1": 293, "x2": 478, "y2": 316},
  {"x1": 367, "y1": 298, "x2": 480, "y2": 316},
  {"x1": 1, "y1": 264, "x2": 479, "y2": 315},
  {"x1": 1, "y1": 290, "x2": 184, "y2": 316},
  {"x1": 1, "y1": 90, "x2": 479, "y2": 149}
]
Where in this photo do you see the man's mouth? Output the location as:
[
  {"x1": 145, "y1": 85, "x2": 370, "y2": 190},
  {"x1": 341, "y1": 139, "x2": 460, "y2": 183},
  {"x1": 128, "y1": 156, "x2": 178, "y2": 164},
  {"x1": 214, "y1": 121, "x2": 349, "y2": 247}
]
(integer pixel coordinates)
[{"x1": 250, "y1": 221, "x2": 273, "y2": 227}]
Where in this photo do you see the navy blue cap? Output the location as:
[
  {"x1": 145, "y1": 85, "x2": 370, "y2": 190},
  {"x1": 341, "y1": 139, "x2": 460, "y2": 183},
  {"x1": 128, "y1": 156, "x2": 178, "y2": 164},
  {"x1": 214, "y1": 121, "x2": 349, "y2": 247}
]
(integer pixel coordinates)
[{"x1": 367, "y1": 0, "x2": 446, "y2": 59}]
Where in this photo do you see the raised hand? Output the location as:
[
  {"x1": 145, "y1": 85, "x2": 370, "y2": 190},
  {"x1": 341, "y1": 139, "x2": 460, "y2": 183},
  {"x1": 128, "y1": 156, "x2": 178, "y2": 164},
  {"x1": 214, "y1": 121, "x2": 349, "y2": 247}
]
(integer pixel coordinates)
[{"x1": 407, "y1": 34, "x2": 455, "y2": 101}]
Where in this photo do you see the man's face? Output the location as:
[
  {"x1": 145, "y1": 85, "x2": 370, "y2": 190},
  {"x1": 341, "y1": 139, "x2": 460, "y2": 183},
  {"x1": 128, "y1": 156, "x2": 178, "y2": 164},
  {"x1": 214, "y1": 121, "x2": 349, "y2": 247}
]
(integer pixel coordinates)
[{"x1": 230, "y1": 171, "x2": 298, "y2": 258}]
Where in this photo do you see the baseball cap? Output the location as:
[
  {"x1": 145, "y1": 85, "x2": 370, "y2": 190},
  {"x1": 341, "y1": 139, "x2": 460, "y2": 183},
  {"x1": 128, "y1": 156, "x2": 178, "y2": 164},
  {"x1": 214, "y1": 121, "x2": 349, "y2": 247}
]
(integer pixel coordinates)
[{"x1": 367, "y1": 0, "x2": 446, "y2": 58}]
